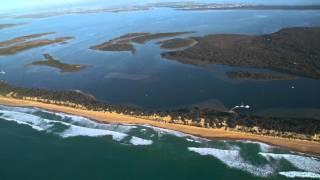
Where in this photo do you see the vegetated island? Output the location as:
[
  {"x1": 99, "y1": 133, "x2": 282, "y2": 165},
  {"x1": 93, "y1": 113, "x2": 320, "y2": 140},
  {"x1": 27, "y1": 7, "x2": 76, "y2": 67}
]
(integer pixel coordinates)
[
  {"x1": 0, "y1": 23, "x2": 27, "y2": 30},
  {"x1": 157, "y1": 38, "x2": 198, "y2": 49},
  {"x1": 162, "y1": 27, "x2": 320, "y2": 79},
  {"x1": 30, "y1": 54, "x2": 87, "y2": 73},
  {"x1": 90, "y1": 32, "x2": 192, "y2": 54},
  {"x1": 0, "y1": 32, "x2": 73, "y2": 55},
  {"x1": 226, "y1": 71, "x2": 297, "y2": 81},
  {"x1": 0, "y1": 32, "x2": 55, "y2": 47},
  {"x1": 0, "y1": 81, "x2": 319, "y2": 155}
]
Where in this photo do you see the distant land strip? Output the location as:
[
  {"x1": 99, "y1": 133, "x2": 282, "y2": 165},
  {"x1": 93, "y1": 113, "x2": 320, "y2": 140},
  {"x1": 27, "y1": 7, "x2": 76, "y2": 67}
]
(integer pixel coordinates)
[
  {"x1": 12, "y1": 3, "x2": 320, "y2": 19},
  {"x1": 174, "y1": 5, "x2": 320, "y2": 11}
]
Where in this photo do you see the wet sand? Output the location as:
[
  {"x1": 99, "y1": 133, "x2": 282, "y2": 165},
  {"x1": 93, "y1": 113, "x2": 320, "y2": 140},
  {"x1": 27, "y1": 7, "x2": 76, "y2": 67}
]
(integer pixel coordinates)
[{"x1": 0, "y1": 96, "x2": 319, "y2": 155}]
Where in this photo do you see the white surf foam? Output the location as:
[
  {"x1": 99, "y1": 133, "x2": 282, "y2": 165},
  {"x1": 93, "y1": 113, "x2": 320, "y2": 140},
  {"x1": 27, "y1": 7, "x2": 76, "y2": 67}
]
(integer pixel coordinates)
[
  {"x1": 61, "y1": 124, "x2": 127, "y2": 140},
  {"x1": 279, "y1": 171, "x2": 320, "y2": 179},
  {"x1": 186, "y1": 138, "x2": 201, "y2": 143},
  {"x1": 142, "y1": 124, "x2": 208, "y2": 143},
  {"x1": 259, "y1": 153, "x2": 320, "y2": 173},
  {"x1": 0, "y1": 109, "x2": 127, "y2": 141},
  {"x1": 0, "y1": 105, "x2": 37, "y2": 113},
  {"x1": 0, "y1": 110, "x2": 53, "y2": 131},
  {"x1": 44, "y1": 110, "x2": 136, "y2": 133},
  {"x1": 236, "y1": 140, "x2": 274, "y2": 152},
  {"x1": 129, "y1": 136, "x2": 153, "y2": 146},
  {"x1": 143, "y1": 125, "x2": 187, "y2": 137},
  {"x1": 188, "y1": 147, "x2": 273, "y2": 177}
]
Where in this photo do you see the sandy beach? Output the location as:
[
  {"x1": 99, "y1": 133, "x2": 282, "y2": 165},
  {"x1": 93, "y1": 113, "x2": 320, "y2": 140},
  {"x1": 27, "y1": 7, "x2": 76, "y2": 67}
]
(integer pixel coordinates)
[{"x1": 0, "y1": 96, "x2": 319, "y2": 155}]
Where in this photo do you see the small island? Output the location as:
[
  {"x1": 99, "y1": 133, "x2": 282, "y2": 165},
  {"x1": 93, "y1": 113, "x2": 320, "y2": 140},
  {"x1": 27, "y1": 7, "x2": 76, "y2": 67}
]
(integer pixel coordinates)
[
  {"x1": 157, "y1": 38, "x2": 198, "y2": 49},
  {"x1": 91, "y1": 32, "x2": 192, "y2": 53},
  {"x1": 30, "y1": 54, "x2": 87, "y2": 72},
  {"x1": 226, "y1": 71, "x2": 297, "y2": 81},
  {"x1": 0, "y1": 33, "x2": 73, "y2": 55},
  {"x1": 162, "y1": 27, "x2": 320, "y2": 79},
  {"x1": 0, "y1": 23, "x2": 27, "y2": 30}
]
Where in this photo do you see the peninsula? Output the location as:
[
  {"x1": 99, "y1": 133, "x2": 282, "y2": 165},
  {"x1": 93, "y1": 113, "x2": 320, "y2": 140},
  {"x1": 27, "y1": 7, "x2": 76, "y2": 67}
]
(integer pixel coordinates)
[
  {"x1": 162, "y1": 27, "x2": 320, "y2": 79},
  {"x1": 0, "y1": 32, "x2": 73, "y2": 55},
  {"x1": 0, "y1": 81, "x2": 319, "y2": 155},
  {"x1": 91, "y1": 32, "x2": 192, "y2": 54}
]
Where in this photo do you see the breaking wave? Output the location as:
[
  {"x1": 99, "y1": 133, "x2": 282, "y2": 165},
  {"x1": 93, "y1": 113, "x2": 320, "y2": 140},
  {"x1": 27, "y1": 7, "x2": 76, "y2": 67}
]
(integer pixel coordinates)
[
  {"x1": 188, "y1": 147, "x2": 274, "y2": 177},
  {"x1": 188, "y1": 147, "x2": 320, "y2": 178},
  {"x1": 278, "y1": 171, "x2": 320, "y2": 178},
  {"x1": 41, "y1": 110, "x2": 136, "y2": 133},
  {"x1": 130, "y1": 136, "x2": 153, "y2": 146},
  {"x1": 259, "y1": 153, "x2": 320, "y2": 173},
  {"x1": 0, "y1": 106, "x2": 152, "y2": 145},
  {"x1": 142, "y1": 124, "x2": 208, "y2": 143},
  {"x1": 237, "y1": 140, "x2": 274, "y2": 152}
]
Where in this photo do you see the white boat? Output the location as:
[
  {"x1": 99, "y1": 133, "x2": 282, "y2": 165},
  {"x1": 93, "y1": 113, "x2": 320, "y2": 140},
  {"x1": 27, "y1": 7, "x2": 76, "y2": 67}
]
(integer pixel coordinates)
[{"x1": 0, "y1": 70, "x2": 6, "y2": 75}]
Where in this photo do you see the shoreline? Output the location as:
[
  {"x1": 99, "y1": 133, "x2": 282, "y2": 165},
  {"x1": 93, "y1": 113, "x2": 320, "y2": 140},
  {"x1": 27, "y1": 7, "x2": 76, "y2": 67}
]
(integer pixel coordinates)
[{"x1": 0, "y1": 96, "x2": 319, "y2": 155}]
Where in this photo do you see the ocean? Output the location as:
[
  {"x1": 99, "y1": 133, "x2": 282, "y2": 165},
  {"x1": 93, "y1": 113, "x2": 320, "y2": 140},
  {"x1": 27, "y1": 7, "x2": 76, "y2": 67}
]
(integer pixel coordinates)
[{"x1": 0, "y1": 105, "x2": 320, "y2": 179}]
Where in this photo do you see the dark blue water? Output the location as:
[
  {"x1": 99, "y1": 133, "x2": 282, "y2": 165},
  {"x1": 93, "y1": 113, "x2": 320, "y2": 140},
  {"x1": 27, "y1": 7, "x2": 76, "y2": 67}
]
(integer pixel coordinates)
[{"x1": 1, "y1": 8, "x2": 320, "y2": 113}]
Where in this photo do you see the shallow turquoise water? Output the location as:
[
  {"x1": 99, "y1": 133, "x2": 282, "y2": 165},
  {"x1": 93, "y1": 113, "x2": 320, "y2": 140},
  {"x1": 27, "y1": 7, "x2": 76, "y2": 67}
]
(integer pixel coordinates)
[{"x1": 0, "y1": 105, "x2": 319, "y2": 180}]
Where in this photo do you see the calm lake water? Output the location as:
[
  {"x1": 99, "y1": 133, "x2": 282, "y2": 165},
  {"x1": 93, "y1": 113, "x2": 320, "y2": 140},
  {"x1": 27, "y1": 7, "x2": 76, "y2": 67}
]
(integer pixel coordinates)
[{"x1": 1, "y1": 3, "x2": 320, "y2": 180}]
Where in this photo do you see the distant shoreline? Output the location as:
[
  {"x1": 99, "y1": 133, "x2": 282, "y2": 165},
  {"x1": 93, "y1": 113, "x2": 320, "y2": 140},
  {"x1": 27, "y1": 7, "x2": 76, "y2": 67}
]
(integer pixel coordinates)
[
  {"x1": 12, "y1": 4, "x2": 320, "y2": 19},
  {"x1": 0, "y1": 96, "x2": 319, "y2": 156}
]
